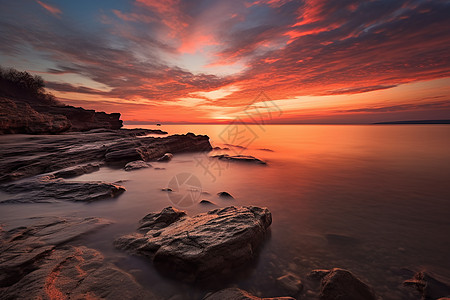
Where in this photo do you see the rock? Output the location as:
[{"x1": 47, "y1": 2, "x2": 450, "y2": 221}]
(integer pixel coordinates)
[
  {"x1": 124, "y1": 160, "x2": 151, "y2": 171},
  {"x1": 138, "y1": 207, "x2": 186, "y2": 232},
  {"x1": 115, "y1": 206, "x2": 272, "y2": 282},
  {"x1": 0, "y1": 97, "x2": 71, "y2": 134},
  {"x1": 199, "y1": 200, "x2": 216, "y2": 206},
  {"x1": 162, "y1": 188, "x2": 173, "y2": 192},
  {"x1": 0, "y1": 175, "x2": 125, "y2": 203},
  {"x1": 224, "y1": 143, "x2": 247, "y2": 150},
  {"x1": 276, "y1": 273, "x2": 304, "y2": 295},
  {"x1": 105, "y1": 147, "x2": 144, "y2": 162},
  {"x1": 203, "y1": 288, "x2": 295, "y2": 300},
  {"x1": 212, "y1": 154, "x2": 266, "y2": 165},
  {"x1": 218, "y1": 191, "x2": 234, "y2": 199},
  {"x1": 1, "y1": 244, "x2": 150, "y2": 299},
  {"x1": 0, "y1": 129, "x2": 212, "y2": 183},
  {"x1": 403, "y1": 271, "x2": 450, "y2": 300},
  {"x1": 53, "y1": 163, "x2": 100, "y2": 178},
  {"x1": 0, "y1": 216, "x2": 109, "y2": 285},
  {"x1": 319, "y1": 268, "x2": 376, "y2": 300},
  {"x1": 105, "y1": 133, "x2": 211, "y2": 163},
  {"x1": 157, "y1": 153, "x2": 173, "y2": 162},
  {"x1": 0, "y1": 214, "x2": 154, "y2": 299},
  {"x1": 0, "y1": 96, "x2": 122, "y2": 135},
  {"x1": 308, "y1": 269, "x2": 331, "y2": 280},
  {"x1": 258, "y1": 148, "x2": 274, "y2": 152}
]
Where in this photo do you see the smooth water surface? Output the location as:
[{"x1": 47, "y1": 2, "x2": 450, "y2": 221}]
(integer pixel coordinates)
[{"x1": 1, "y1": 124, "x2": 449, "y2": 299}]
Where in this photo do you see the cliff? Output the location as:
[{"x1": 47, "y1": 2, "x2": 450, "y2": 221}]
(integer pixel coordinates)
[{"x1": 0, "y1": 67, "x2": 123, "y2": 134}]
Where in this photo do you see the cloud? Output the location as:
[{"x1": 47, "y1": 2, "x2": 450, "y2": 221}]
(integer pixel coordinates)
[
  {"x1": 36, "y1": 1, "x2": 62, "y2": 17},
  {"x1": 0, "y1": 0, "x2": 449, "y2": 122}
]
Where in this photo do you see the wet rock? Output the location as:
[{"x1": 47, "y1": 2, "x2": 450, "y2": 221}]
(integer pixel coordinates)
[
  {"x1": 0, "y1": 175, "x2": 125, "y2": 203},
  {"x1": 115, "y1": 206, "x2": 272, "y2": 282},
  {"x1": 403, "y1": 271, "x2": 450, "y2": 300},
  {"x1": 124, "y1": 160, "x2": 151, "y2": 171},
  {"x1": 105, "y1": 147, "x2": 144, "y2": 162},
  {"x1": 217, "y1": 191, "x2": 234, "y2": 199},
  {"x1": 162, "y1": 188, "x2": 173, "y2": 192},
  {"x1": 277, "y1": 273, "x2": 304, "y2": 295},
  {"x1": 0, "y1": 216, "x2": 154, "y2": 299},
  {"x1": 0, "y1": 245, "x2": 151, "y2": 299},
  {"x1": 0, "y1": 216, "x2": 109, "y2": 286},
  {"x1": 318, "y1": 268, "x2": 376, "y2": 300},
  {"x1": 199, "y1": 200, "x2": 216, "y2": 206},
  {"x1": 157, "y1": 153, "x2": 173, "y2": 162},
  {"x1": 308, "y1": 269, "x2": 331, "y2": 280},
  {"x1": 138, "y1": 207, "x2": 186, "y2": 232},
  {"x1": 53, "y1": 163, "x2": 100, "y2": 178},
  {"x1": 212, "y1": 154, "x2": 266, "y2": 164},
  {"x1": 203, "y1": 288, "x2": 295, "y2": 300},
  {"x1": 0, "y1": 130, "x2": 211, "y2": 182}
]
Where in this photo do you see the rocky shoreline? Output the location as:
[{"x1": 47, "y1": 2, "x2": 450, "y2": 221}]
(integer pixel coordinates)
[{"x1": 0, "y1": 128, "x2": 449, "y2": 299}]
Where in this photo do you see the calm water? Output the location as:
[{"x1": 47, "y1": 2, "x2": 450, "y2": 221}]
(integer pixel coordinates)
[{"x1": 1, "y1": 124, "x2": 450, "y2": 299}]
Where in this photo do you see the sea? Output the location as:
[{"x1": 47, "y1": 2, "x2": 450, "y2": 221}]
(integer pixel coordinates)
[{"x1": 1, "y1": 124, "x2": 449, "y2": 299}]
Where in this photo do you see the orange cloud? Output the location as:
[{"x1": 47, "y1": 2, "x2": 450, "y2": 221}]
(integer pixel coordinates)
[{"x1": 36, "y1": 1, "x2": 61, "y2": 17}]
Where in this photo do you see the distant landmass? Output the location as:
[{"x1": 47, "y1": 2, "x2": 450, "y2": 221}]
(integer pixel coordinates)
[{"x1": 374, "y1": 120, "x2": 450, "y2": 124}]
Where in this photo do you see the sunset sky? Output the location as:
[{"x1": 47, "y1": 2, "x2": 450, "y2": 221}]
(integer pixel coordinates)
[{"x1": 1, "y1": 0, "x2": 449, "y2": 123}]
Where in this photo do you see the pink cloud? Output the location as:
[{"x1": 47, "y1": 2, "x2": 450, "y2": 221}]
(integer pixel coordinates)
[{"x1": 36, "y1": 0, "x2": 62, "y2": 17}]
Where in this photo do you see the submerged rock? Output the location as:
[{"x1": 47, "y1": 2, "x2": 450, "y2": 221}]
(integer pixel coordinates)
[
  {"x1": 157, "y1": 153, "x2": 173, "y2": 162},
  {"x1": 314, "y1": 268, "x2": 376, "y2": 300},
  {"x1": 403, "y1": 271, "x2": 450, "y2": 300},
  {"x1": 124, "y1": 160, "x2": 151, "y2": 171},
  {"x1": 0, "y1": 175, "x2": 125, "y2": 203},
  {"x1": 199, "y1": 200, "x2": 216, "y2": 206},
  {"x1": 211, "y1": 154, "x2": 266, "y2": 164},
  {"x1": 0, "y1": 217, "x2": 153, "y2": 299},
  {"x1": 115, "y1": 206, "x2": 272, "y2": 282},
  {"x1": 203, "y1": 288, "x2": 294, "y2": 300},
  {"x1": 217, "y1": 191, "x2": 234, "y2": 199},
  {"x1": 277, "y1": 273, "x2": 304, "y2": 295}
]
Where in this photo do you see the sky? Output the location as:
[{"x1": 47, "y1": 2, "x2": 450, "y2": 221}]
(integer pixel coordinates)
[{"x1": 0, "y1": 0, "x2": 449, "y2": 124}]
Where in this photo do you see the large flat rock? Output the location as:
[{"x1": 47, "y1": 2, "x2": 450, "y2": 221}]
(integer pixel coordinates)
[
  {"x1": 115, "y1": 206, "x2": 272, "y2": 282},
  {"x1": 0, "y1": 175, "x2": 125, "y2": 203},
  {"x1": 0, "y1": 130, "x2": 211, "y2": 183}
]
